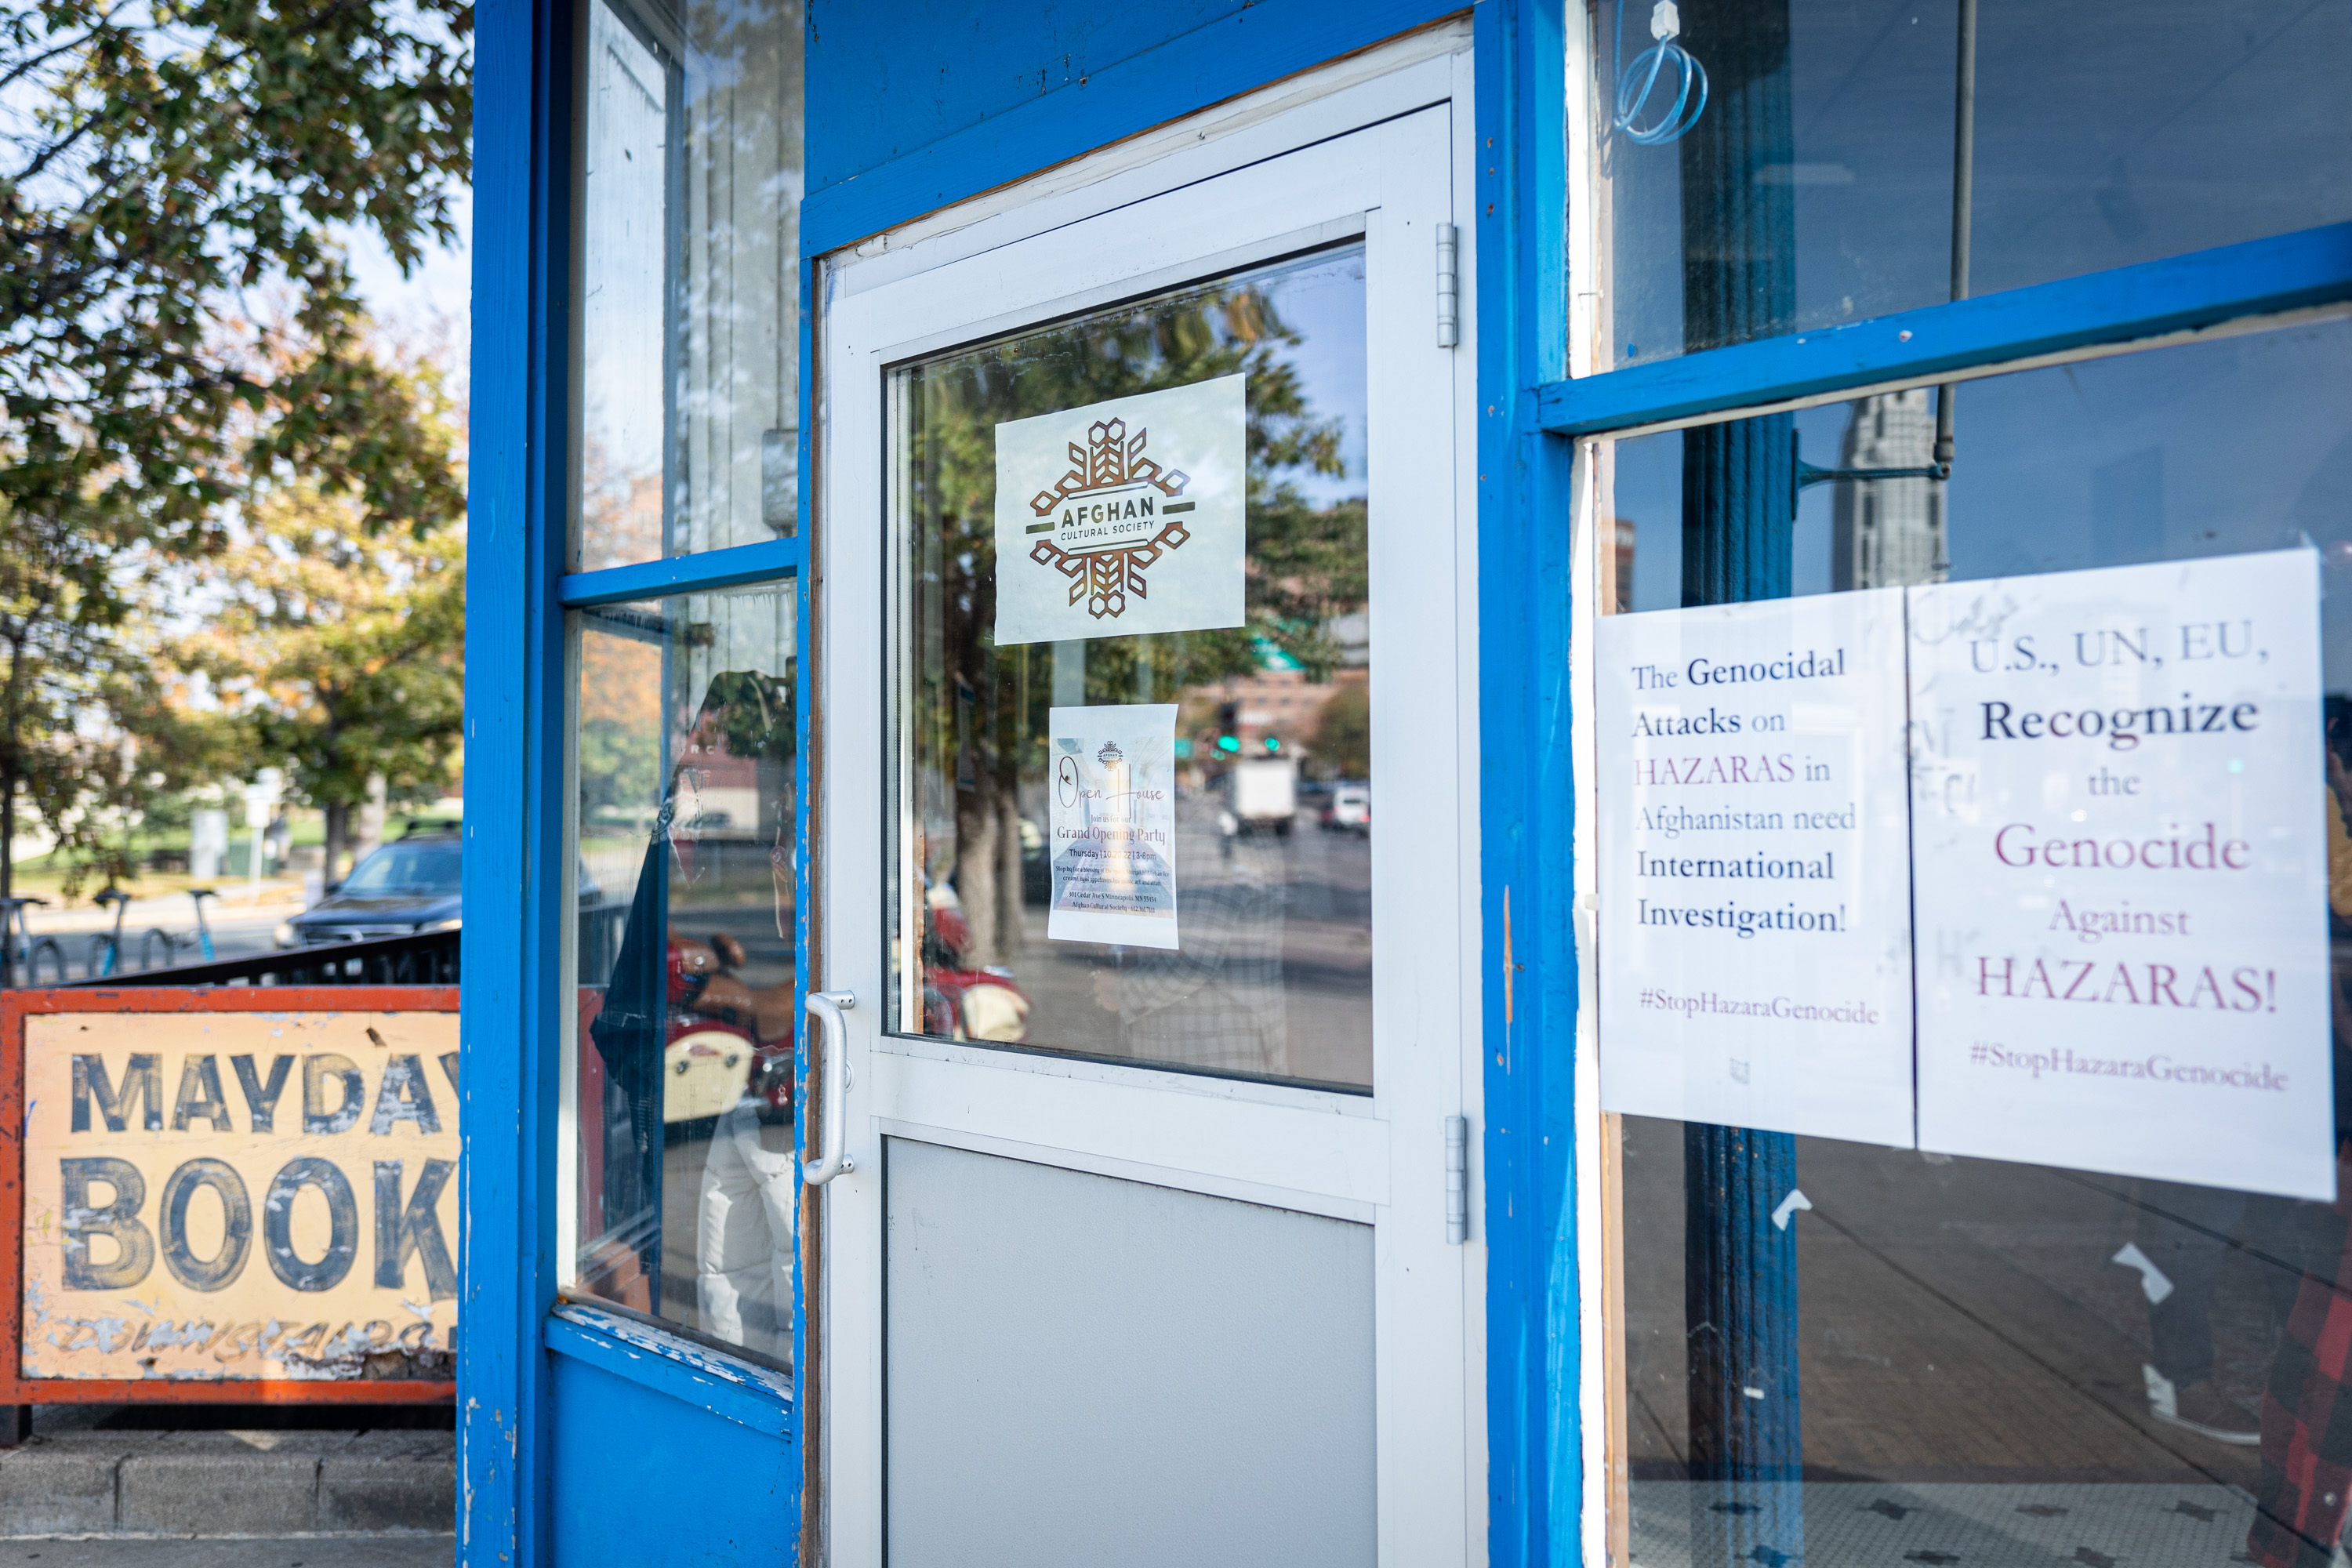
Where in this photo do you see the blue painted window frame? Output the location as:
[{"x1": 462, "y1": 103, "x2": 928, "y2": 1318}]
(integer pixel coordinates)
[
  {"x1": 1533, "y1": 222, "x2": 2352, "y2": 439},
  {"x1": 1478, "y1": 7, "x2": 2352, "y2": 1564},
  {"x1": 463, "y1": 1, "x2": 812, "y2": 1562},
  {"x1": 1485, "y1": 113, "x2": 2352, "y2": 1568}
]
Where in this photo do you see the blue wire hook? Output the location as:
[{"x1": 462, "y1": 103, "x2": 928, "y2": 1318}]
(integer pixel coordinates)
[{"x1": 1616, "y1": 0, "x2": 1708, "y2": 146}]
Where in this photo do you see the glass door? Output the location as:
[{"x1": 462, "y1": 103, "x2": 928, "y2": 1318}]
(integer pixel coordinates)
[{"x1": 815, "y1": 104, "x2": 1474, "y2": 1565}]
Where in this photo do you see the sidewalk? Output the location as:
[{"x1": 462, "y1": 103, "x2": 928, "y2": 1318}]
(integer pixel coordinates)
[
  {"x1": 0, "y1": 1537, "x2": 447, "y2": 1566},
  {"x1": 19, "y1": 887, "x2": 307, "y2": 934},
  {"x1": 0, "y1": 1407, "x2": 450, "y2": 1548}
]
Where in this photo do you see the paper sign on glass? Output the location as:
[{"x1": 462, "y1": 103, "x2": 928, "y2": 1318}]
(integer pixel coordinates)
[
  {"x1": 1047, "y1": 704, "x2": 1181, "y2": 949},
  {"x1": 993, "y1": 376, "x2": 1246, "y2": 646},
  {"x1": 1909, "y1": 551, "x2": 2331, "y2": 1199},
  {"x1": 1596, "y1": 590, "x2": 1916, "y2": 1145}
]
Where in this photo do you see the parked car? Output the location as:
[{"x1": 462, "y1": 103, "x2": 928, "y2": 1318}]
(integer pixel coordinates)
[
  {"x1": 278, "y1": 832, "x2": 463, "y2": 946},
  {"x1": 278, "y1": 830, "x2": 607, "y2": 946},
  {"x1": 1321, "y1": 784, "x2": 1370, "y2": 833}
]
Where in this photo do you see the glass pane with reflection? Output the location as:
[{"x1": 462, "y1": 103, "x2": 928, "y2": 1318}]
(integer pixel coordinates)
[
  {"x1": 568, "y1": 583, "x2": 798, "y2": 1366},
  {"x1": 887, "y1": 245, "x2": 1374, "y2": 1093},
  {"x1": 575, "y1": 0, "x2": 804, "y2": 570},
  {"x1": 1594, "y1": 0, "x2": 2352, "y2": 368},
  {"x1": 1601, "y1": 318, "x2": 2352, "y2": 1568}
]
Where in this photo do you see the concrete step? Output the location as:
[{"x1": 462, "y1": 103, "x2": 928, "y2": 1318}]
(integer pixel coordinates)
[
  {"x1": 0, "y1": 1537, "x2": 448, "y2": 1566},
  {"x1": 0, "y1": 1411, "x2": 452, "y2": 1539}
]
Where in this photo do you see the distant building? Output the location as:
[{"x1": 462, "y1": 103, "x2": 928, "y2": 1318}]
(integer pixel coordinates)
[{"x1": 1831, "y1": 389, "x2": 1948, "y2": 590}]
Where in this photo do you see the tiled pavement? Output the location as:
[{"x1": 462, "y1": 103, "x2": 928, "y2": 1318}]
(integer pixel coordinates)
[{"x1": 1632, "y1": 1481, "x2": 2267, "y2": 1568}]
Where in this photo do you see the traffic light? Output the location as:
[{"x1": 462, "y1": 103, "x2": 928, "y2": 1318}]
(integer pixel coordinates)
[{"x1": 1217, "y1": 702, "x2": 1240, "y2": 753}]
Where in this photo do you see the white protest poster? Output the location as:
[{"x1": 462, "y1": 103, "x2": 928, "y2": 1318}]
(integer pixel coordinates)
[
  {"x1": 1908, "y1": 550, "x2": 2331, "y2": 1198},
  {"x1": 1597, "y1": 590, "x2": 1916, "y2": 1144},
  {"x1": 993, "y1": 376, "x2": 1246, "y2": 646},
  {"x1": 1047, "y1": 704, "x2": 1181, "y2": 949}
]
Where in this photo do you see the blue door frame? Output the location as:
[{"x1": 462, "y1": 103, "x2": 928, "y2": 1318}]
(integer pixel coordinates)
[{"x1": 460, "y1": 0, "x2": 2352, "y2": 1561}]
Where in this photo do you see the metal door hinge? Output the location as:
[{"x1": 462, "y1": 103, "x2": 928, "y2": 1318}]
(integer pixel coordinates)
[
  {"x1": 1445, "y1": 1114, "x2": 1470, "y2": 1243},
  {"x1": 1436, "y1": 223, "x2": 1460, "y2": 349}
]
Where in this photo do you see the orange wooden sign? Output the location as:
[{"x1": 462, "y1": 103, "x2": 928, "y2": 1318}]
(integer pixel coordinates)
[{"x1": 0, "y1": 988, "x2": 459, "y2": 1405}]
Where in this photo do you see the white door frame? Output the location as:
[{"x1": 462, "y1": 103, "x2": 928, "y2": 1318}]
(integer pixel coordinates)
[{"x1": 814, "y1": 42, "x2": 1485, "y2": 1567}]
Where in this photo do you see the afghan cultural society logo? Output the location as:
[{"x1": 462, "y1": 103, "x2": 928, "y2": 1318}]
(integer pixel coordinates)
[{"x1": 1023, "y1": 416, "x2": 1196, "y2": 620}]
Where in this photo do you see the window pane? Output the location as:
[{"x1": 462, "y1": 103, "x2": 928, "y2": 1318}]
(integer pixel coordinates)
[
  {"x1": 1594, "y1": 0, "x2": 2352, "y2": 368},
  {"x1": 568, "y1": 583, "x2": 797, "y2": 1364},
  {"x1": 1600, "y1": 318, "x2": 2352, "y2": 1561},
  {"x1": 575, "y1": 0, "x2": 804, "y2": 571},
  {"x1": 887, "y1": 246, "x2": 1374, "y2": 1093}
]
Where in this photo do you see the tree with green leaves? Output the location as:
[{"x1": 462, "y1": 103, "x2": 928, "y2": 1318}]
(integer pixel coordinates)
[
  {"x1": 0, "y1": 0, "x2": 470, "y2": 898},
  {"x1": 180, "y1": 357, "x2": 466, "y2": 885}
]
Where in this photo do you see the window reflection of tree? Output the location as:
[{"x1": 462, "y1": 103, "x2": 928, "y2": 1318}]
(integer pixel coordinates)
[{"x1": 906, "y1": 259, "x2": 1368, "y2": 1028}]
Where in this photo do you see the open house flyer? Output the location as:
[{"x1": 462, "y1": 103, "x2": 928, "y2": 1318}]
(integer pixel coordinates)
[
  {"x1": 1596, "y1": 588, "x2": 1917, "y2": 1146},
  {"x1": 1908, "y1": 551, "x2": 2330, "y2": 1199}
]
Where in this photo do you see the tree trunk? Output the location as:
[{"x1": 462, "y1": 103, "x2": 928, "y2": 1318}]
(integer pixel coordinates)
[
  {"x1": 952, "y1": 788, "x2": 1004, "y2": 968},
  {"x1": 2, "y1": 773, "x2": 14, "y2": 990},
  {"x1": 993, "y1": 787, "x2": 1024, "y2": 963},
  {"x1": 323, "y1": 801, "x2": 349, "y2": 890},
  {"x1": 354, "y1": 773, "x2": 389, "y2": 867}
]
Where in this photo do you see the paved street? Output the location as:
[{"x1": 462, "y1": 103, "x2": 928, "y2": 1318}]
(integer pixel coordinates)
[{"x1": 20, "y1": 909, "x2": 296, "y2": 982}]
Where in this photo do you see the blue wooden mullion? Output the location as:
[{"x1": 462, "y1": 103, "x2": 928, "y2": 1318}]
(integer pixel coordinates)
[
  {"x1": 1533, "y1": 220, "x2": 2352, "y2": 437},
  {"x1": 557, "y1": 535, "x2": 807, "y2": 608},
  {"x1": 1477, "y1": 4, "x2": 1580, "y2": 1566},
  {"x1": 459, "y1": 0, "x2": 569, "y2": 1560}
]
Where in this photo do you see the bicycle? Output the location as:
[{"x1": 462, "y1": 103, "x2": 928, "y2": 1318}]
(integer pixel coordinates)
[
  {"x1": 0, "y1": 898, "x2": 68, "y2": 988},
  {"x1": 86, "y1": 887, "x2": 134, "y2": 978},
  {"x1": 140, "y1": 887, "x2": 220, "y2": 970}
]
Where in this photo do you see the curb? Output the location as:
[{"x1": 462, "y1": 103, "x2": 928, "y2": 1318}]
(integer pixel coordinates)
[{"x1": 0, "y1": 1434, "x2": 452, "y2": 1537}]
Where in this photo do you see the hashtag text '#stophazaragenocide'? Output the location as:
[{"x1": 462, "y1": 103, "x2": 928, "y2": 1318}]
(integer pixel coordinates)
[
  {"x1": 1967, "y1": 1039, "x2": 2289, "y2": 1091},
  {"x1": 1637, "y1": 989, "x2": 1881, "y2": 1025}
]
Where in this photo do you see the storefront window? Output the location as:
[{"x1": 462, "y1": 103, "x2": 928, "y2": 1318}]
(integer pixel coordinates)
[
  {"x1": 1598, "y1": 317, "x2": 2352, "y2": 1565},
  {"x1": 1592, "y1": 0, "x2": 2352, "y2": 368},
  {"x1": 566, "y1": 585, "x2": 798, "y2": 1365},
  {"x1": 884, "y1": 245, "x2": 1374, "y2": 1092},
  {"x1": 573, "y1": 0, "x2": 804, "y2": 570}
]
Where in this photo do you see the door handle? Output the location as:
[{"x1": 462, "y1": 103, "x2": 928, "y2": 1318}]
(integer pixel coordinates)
[{"x1": 803, "y1": 990, "x2": 858, "y2": 1185}]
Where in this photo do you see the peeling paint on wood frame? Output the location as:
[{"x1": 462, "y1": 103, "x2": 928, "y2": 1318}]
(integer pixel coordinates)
[{"x1": 546, "y1": 1302, "x2": 793, "y2": 1439}]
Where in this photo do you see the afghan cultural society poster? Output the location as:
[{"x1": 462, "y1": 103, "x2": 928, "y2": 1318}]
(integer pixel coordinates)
[
  {"x1": 993, "y1": 376, "x2": 1247, "y2": 646},
  {"x1": 1047, "y1": 704, "x2": 1180, "y2": 950},
  {"x1": 1595, "y1": 589, "x2": 1918, "y2": 1147},
  {"x1": 1908, "y1": 550, "x2": 2331, "y2": 1199}
]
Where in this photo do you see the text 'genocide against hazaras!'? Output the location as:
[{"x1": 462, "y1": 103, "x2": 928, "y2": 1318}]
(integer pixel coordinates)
[
  {"x1": 1909, "y1": 551, "x2": 2329, "y2": 1199},
  {"x1": 1597, "y1": 587, "x2": 1918, "y2": 1146},
  {"x1": 21, "y1": 1010, "x2": 460, "y2": 1381}
]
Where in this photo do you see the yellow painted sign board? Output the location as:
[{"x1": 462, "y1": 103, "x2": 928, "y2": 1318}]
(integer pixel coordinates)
[{"x1": 16, "y1": 1002, "x2": 459, "y2": 1385}]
